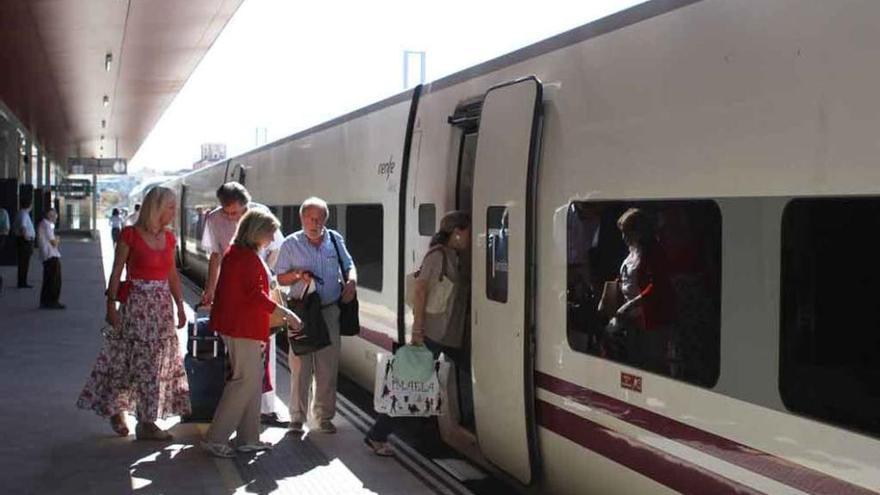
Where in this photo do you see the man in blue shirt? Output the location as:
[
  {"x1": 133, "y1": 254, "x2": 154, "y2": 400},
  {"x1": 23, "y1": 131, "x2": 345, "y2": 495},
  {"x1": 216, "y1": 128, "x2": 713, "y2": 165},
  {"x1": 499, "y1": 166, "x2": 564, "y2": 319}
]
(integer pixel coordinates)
[{"x1": 276, "y1": 196, "x2": 356, "y2": 434}]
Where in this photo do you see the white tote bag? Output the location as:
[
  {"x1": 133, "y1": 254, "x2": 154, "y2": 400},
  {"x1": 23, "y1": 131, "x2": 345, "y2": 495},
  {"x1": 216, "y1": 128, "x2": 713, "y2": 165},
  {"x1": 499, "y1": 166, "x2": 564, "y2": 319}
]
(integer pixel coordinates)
[
  {"x1": 373, "y1": 352, "x2": 449, "y2": 417},
  {"x1": 404, "y1": 247, "x2": 454, "y2": 314}
]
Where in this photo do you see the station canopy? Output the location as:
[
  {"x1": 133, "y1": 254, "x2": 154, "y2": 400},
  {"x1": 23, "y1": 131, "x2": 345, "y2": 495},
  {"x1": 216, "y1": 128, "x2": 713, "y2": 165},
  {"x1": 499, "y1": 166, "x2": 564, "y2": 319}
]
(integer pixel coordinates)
[{"x1": 0, "y1": 0, "x2": 244, "y2": 162}]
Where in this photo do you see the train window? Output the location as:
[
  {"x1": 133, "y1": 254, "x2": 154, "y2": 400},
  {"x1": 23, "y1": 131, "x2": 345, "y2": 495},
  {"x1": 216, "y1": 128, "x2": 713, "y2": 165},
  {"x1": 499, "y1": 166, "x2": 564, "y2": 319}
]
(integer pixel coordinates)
[
  {"x1": 486, "y1": 206, "x2": 509, "y2": 303},
  {"x1": 566, "y1": 200, "x2": 721, "y2": 387},
  {"x1": 345, "y1": 204, "x2": 383, "y2": 291},
  {"x1": 326, "y1": 205, "x2": 338, "y2": 230},
  {"x1": 281, "y1": 205, "x2": 300, "y2": 235},
  {"x1": 418, "y1": 203, "x2": 436, "y2": 235},
  {"x1": 184, "y1": 206, "x2": 210, "y2": 248},
  {"x1": 780, "y1": 198, "x2": 880, "y2": 438}
]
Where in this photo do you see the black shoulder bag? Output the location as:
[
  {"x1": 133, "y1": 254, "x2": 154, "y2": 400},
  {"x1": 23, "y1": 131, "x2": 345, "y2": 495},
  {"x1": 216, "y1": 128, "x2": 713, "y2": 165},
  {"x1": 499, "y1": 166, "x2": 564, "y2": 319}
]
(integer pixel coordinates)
[{"x1": 329, "y1": 230, "x2": 360, "y2": 336}]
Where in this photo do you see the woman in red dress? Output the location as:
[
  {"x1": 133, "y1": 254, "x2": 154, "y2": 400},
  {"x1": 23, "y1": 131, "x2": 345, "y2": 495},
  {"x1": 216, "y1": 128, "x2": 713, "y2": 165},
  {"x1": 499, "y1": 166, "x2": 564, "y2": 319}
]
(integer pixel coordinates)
[{"x1": 77, "y1": 186, "x2": 191, "y2": 440}]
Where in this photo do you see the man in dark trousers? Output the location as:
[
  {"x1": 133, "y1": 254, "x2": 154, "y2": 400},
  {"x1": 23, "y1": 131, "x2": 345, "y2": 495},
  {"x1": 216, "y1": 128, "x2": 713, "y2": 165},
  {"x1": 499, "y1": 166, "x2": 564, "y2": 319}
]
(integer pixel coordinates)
[
  {"x1": 37, "y1": 208, "x2": 64, "y2": 309},
  {"x1": 12, "y1": 197, "x2": 35, "y2": 288},
  {"x1": 0, "y1": 206, "x2": 9, "y2": 293}
]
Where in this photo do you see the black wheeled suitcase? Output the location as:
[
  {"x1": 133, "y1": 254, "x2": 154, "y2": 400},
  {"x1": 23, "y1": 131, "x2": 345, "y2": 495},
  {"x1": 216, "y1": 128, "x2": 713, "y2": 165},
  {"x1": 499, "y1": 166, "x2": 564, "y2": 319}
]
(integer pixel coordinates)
[{"x1": 183, "y1": 306, "x2": 227, "y2": 422}]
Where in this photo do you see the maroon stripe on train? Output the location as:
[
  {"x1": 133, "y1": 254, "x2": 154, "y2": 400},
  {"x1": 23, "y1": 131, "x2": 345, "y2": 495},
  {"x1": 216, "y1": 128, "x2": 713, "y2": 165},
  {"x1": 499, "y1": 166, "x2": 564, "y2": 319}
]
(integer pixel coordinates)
[
  {"x1": 355, "y1": 326, "x2": 394, "y2": 351},
  {"x1": 536, "y1": 372, "x2": 878, "y2": 495},
  {"x1": 537, "y1": 400, "x2": 761, "y2": 495}
]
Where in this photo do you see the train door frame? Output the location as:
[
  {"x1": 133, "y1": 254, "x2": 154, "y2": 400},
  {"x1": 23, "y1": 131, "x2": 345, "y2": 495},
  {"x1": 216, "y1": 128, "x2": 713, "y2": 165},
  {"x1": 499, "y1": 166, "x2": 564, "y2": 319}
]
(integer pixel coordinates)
[
  {"x1": 449, "y1": 100, "x2": 481, "y2": 433},
  {"x1": 469, "y1": 76, "x2": 542, "y2": 485}
]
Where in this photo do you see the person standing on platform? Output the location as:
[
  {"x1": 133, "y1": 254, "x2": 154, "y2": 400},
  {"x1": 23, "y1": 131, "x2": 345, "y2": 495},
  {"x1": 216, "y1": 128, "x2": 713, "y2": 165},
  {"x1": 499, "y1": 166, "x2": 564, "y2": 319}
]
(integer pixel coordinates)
[
  {"x1": 77, "y1": 186, "x2": 191, "y2": 440},
  {"x1": 200, "y1": 182, "x2": 285, "y2": 425},
  {"x1": 37, "y1": 208, "x2": 64, "y2": 309},
  {"x1": 110, "y1": 208, "x2": 124, "y2": 244},
  {"x1": 12, "y1": 197, "x2": 35, "y2": 289},
  {"x1": 276, "y1": 196, "x2": 357, "y2": 435},
  {"x1": 201, "y1": 209, "x2": 301, "y2": 458},
  {"x1": 0, "y1": 206, "x2": 9, "y2": 293},
  {"x1": 125, "y1": 203, "x2": 140, "y2": 227}
]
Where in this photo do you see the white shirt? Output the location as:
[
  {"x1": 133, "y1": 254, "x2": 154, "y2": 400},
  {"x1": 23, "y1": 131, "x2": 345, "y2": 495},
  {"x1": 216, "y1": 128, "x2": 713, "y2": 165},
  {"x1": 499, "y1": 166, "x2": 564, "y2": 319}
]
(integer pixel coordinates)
[
  {"x1": 14, "y1": 209, "x2": 35, "y2": 240},
  {"x1": 124, "y1": 210, "x2": 139, "y2": 227},
  {"x1": 201, "y1": 202, "x2": 283, "y2": 261},
  {"x1": 37, "y1": 219, "x2": 61, "y2": 261},
  {"x1": 110, "y1": 215, "x2": 124, "y2": 230}
]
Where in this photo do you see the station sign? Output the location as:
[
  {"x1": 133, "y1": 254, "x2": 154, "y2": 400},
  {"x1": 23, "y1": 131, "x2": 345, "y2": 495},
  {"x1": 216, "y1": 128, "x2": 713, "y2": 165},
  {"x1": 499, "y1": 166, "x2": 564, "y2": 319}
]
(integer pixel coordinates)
[
  {"x1": 66, "y1": 157, "x2": 127, "y2": 175},
  {"x1": 54, "y1": 179, "x2": 92, "y2": 199}
]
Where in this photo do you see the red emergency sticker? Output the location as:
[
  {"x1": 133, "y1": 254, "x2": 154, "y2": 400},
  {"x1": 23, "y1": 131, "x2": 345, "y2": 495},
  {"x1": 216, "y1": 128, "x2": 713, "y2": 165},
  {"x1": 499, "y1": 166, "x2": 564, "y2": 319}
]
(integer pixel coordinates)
[{"x1": 621, "y1": 372, "x2": 642, "y2": 393}]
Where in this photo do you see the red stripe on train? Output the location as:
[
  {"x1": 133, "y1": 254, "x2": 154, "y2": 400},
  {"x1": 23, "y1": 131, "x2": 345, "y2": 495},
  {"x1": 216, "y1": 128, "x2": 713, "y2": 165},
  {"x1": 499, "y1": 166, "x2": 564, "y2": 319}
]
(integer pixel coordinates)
[
  {"x1": 354, "y1": 326, "x2": 394, "y2": 351},
  {"x1": 536, "y1": 372, "x2": 878, "y2": 495},
  {"x1": 537, "y1": 400, "x2": 761, "y2": 494}
]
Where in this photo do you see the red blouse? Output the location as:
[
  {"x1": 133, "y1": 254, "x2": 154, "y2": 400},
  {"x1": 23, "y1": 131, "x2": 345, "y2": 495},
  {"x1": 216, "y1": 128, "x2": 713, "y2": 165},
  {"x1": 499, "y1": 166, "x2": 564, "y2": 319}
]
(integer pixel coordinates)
[
  {"x1": 210, "y1": 245, "x2": 277, "y2": 342},
  {"x1": 120, "y1": 226, "x2": 175, "y2": 280}
]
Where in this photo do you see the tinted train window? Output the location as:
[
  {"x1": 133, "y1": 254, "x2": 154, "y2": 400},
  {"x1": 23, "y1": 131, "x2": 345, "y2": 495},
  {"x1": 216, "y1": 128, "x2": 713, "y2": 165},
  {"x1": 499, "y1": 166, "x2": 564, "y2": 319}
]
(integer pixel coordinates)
[
  {"x1": 345, "y1": 204, "x2": 383, "y2": 291},
  {"x1": 566, "y1": 200, "x2": 721, "y2": 387},
  {"x1": 184, "y1": 206, "x2": 210, "y2": 249},
  {"x1": 486, "y1": 206, "x2": 509, "y2": 303},
  {"x1": 781, "y1": 198, "x2": 880, "y2": 438},
  {"x1": 419, "y1": 204, "x2": 436, "y2": 236},
  {"x1": 281, "y1": 206, "x2": 300, "y2": 235}
]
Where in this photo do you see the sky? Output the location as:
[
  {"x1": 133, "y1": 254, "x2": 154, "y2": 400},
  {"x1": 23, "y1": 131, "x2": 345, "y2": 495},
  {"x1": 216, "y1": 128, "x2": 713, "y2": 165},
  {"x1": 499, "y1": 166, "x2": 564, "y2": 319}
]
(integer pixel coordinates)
[{"x1": 129, "y1": 0, "x2": 644, "y2": 172}]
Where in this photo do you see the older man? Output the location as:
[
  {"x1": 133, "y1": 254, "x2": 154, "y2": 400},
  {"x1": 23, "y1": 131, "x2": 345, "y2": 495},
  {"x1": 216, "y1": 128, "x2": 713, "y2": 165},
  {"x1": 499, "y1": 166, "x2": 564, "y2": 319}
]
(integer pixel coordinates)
[
  {"x1": 37, "y1": 208, "x2": 64, "y2": 309},
  {"x1": 276, "y1": 197, "x2": 356, "y2": 434},
  {"x1": 200, "y1": 181, "x2": 285, "y2": 424}
]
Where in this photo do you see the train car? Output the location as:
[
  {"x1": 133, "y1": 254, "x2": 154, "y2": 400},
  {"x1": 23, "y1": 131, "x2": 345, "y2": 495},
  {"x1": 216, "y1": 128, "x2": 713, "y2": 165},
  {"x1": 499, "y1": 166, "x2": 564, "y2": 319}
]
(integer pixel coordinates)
[{"x1": 164, "y1": 1, "x2": 880, "y2": 493}]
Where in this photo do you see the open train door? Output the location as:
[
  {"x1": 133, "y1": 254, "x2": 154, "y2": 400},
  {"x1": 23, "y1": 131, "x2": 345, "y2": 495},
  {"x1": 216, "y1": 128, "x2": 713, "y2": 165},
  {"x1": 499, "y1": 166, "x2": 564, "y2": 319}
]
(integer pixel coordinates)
[{"x1": 470, "y1": 76, "x2": 542, "y2": 484}]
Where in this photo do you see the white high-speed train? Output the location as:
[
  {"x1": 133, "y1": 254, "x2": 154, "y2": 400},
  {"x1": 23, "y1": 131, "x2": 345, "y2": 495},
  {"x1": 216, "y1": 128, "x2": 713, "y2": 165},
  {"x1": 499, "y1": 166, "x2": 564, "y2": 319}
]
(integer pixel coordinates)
[{"x1": 164, "y1": 1, "x2": 880, "y2": 493}]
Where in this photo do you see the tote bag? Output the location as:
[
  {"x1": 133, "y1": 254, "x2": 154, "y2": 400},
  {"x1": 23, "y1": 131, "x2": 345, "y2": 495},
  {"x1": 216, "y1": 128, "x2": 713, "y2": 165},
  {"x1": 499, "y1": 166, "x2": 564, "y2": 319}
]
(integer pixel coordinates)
[
  {"x1": 404, "y1": 247, "x2": 454, "y2": 314},
  {"x1": 373, "y1": 351, "x2": 449, "y2": 417}
]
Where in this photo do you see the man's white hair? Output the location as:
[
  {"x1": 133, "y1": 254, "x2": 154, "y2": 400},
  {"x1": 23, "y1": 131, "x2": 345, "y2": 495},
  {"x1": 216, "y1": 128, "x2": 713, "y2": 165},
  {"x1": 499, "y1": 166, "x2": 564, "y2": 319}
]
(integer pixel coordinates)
[{"x1": 299, "y1": 196, "x2": 329, "y2": 219}]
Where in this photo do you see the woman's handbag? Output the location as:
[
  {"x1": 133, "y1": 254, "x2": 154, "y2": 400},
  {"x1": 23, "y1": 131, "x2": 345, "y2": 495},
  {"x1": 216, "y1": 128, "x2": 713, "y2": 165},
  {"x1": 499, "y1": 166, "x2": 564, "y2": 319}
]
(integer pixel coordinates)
[
  {"x1": 404, "y1": 247, "x2": 454, "y2": 314},
  {"x1": 267, "y1": 287, "x2": 286, "y2": 329},
  {"x1": 329, "y1": 231, "x2": 360, "y2": 336},
  {"x1": 116, "y1": 280, "x2": 132, "y2": 304}
]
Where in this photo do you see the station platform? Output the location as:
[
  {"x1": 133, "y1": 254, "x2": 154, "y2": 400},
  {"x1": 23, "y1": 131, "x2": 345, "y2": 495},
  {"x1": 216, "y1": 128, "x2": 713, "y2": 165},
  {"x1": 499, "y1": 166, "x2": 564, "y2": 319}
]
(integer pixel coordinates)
[{"x1": 0, "y1": 229, "x2": 479, "y2": 495}]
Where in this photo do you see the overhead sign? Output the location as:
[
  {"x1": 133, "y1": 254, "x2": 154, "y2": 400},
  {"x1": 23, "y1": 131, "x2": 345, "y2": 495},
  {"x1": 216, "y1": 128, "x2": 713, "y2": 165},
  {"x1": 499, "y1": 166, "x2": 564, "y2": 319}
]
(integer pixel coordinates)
[
  {"x1": 67, "y1": 157, "x2": 127, "y2": 175},
  {"x1": 54, "y1": 179, "x2": 92, "y2": 199}
]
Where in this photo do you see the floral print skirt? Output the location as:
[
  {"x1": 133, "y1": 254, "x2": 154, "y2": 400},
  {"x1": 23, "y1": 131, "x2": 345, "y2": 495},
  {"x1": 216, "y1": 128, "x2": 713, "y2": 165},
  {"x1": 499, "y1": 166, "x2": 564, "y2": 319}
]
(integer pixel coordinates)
[{"x1": 77, "y1": 280, "x2": 191, "y2": 422}]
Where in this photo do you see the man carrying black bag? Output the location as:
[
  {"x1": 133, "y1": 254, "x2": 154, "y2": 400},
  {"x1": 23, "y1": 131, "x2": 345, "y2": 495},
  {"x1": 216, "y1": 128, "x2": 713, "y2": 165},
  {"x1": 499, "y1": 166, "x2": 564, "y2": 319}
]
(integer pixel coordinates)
[{"x1": 276, "y1": 197, "x2": 357, "y2": 435}]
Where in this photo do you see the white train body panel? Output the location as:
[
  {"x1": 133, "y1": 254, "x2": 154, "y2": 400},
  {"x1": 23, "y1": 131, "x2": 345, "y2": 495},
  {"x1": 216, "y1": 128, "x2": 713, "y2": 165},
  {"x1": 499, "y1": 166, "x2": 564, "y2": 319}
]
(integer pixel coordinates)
[{"x1": 166, "y1": 1, "x2": 880, "y2": 493}]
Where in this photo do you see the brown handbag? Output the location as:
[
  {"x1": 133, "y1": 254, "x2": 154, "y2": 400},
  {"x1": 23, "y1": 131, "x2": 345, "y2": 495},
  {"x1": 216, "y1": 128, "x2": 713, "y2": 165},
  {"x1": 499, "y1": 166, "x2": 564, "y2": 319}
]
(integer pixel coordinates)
[{"x1": 268, "y1": 287, "x2": 287, "y2": 329}]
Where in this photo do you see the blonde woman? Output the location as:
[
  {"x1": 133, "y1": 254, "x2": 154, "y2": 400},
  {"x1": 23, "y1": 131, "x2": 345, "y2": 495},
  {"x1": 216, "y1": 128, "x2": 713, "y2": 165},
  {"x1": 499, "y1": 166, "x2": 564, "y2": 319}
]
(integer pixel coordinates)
[
  {"x1": 202, "y1": 209, "x2": 300, "y2": 457},
  {"x1": 77, "y1": 186, "x2": 191, "y2": 440}
]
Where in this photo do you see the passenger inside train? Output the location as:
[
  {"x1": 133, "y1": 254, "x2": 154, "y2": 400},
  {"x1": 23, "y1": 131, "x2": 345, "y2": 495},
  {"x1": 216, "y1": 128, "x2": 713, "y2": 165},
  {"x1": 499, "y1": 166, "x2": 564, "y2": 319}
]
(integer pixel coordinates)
[{"x1": 566, "y1": 200, "x2": 722, "y2": 387}]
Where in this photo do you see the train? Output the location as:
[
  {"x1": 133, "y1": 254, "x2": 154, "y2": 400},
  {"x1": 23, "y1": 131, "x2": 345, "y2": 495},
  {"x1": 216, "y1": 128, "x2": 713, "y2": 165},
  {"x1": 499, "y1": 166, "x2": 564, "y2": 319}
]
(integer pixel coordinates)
[{"x1": 162, "y1": 0, "x2": 880, "y2": 493}]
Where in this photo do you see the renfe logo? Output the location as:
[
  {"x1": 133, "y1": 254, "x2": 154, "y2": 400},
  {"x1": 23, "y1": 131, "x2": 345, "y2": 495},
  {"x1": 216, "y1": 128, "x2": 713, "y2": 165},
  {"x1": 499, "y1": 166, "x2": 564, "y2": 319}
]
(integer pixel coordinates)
[
  {"x1": 621, "y1": 372, "x2": 642, "y2": 393},
  {"x1": 378, "y1": 155, "x2": 395, "y2": 181}
]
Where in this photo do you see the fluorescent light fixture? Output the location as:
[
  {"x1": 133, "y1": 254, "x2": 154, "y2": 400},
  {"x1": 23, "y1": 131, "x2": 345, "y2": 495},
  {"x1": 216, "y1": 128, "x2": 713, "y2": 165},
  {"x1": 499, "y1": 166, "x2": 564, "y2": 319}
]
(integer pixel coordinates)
[
  {"x1": 105, "y1": 53, "x2": 112, "y2": 72},
  {"x1": 103, "y1": 95, "x2": 110, "y2": 107}
]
